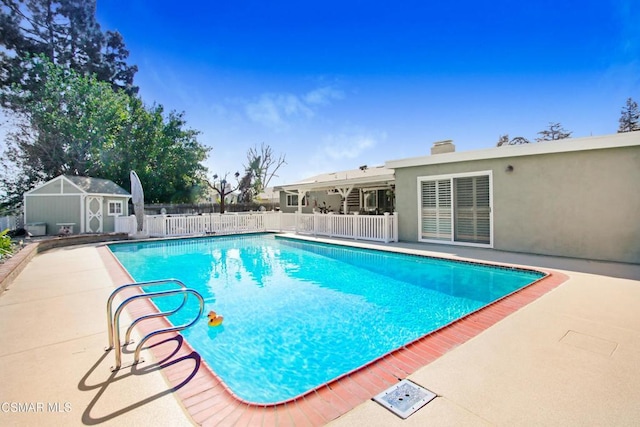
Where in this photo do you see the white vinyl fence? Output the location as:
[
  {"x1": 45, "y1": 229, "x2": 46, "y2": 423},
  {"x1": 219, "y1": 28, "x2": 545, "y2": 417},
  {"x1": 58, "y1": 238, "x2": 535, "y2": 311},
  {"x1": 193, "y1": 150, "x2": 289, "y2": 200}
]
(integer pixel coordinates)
[
  {"x1": 0, "y1": 215, "x2": 19, "y2": 231},
  {"x1": 115, "y1": 212, "x2": 398, "y2": 243}
]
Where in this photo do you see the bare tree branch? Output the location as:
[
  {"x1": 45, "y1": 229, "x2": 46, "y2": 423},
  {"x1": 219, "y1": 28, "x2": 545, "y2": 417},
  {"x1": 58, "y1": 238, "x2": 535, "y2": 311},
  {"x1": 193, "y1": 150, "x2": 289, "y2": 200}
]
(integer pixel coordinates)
[{"x1": 244, "y1": 142, "x2": 286, "y2": 193}]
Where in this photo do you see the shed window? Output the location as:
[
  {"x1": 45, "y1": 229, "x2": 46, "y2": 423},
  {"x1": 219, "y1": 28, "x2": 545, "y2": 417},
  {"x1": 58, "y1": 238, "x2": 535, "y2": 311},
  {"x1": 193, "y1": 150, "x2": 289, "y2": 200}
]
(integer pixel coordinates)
[
  {"x1": 107, "y1": 200, "x2": 123, "y2": 216},
  {"x1": 418, "y1": 172, "x2": 492, "y2": 247}
]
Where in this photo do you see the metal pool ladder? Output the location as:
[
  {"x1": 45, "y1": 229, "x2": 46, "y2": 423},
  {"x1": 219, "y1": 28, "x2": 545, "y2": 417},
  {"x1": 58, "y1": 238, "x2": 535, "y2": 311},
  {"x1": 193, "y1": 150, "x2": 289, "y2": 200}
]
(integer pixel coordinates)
[{"x1": 105, "y1": 279, "x2": 205, "y2": 371}]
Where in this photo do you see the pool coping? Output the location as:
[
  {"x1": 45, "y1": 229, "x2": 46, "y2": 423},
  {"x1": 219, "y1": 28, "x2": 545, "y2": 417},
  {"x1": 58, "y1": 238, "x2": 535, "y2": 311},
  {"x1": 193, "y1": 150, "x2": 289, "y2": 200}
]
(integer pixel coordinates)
[{"x1": 99, "y1": 235, "x2": 569, "y2": 426}]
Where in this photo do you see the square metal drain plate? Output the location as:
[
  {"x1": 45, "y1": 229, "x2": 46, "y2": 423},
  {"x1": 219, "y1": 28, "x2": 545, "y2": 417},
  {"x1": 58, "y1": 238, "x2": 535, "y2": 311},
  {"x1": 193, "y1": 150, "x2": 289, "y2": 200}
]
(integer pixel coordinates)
[{"x1": 372, "y1": 379, "x2": 436, "y2": 419}]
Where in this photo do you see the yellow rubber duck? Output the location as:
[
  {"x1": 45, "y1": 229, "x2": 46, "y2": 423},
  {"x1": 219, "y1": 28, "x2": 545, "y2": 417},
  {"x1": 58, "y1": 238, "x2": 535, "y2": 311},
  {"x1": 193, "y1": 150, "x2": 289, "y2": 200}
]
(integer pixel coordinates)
[{"x1": 207, "y1": 310, "x2": 224, "y2": 327}]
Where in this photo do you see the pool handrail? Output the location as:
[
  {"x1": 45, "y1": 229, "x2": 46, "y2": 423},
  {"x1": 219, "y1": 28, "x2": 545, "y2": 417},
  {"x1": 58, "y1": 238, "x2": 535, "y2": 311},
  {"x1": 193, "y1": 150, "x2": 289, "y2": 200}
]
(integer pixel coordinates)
[
  {"x1": 105, "y1": 278, "x2": 188, "y2": 350},
  {"x1": 110, "y1": 287, "x2": 204, "y2": 371},
  {"x1": 124, "y1": 294, "x2": 191, "y2": 345}
]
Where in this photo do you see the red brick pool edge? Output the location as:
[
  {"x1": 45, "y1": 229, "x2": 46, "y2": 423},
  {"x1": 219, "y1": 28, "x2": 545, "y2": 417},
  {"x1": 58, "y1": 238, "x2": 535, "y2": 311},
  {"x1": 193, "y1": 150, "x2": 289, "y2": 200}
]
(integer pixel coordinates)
[{"x1": 98, "y1": 245, "x2": 569, "y2": 426}]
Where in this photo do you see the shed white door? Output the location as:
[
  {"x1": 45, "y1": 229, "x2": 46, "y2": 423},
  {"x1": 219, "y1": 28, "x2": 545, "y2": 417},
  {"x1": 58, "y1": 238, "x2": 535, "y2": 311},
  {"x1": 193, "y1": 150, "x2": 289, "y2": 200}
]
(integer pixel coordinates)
[{"x1": 86, "y1": 196, "x2": 103, "y2": 233}]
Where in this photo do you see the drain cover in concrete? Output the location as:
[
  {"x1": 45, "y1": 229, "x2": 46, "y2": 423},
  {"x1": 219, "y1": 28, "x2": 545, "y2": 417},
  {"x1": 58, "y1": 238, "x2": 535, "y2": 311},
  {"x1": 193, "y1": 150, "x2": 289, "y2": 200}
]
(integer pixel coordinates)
[
  {"x1": 560, "y1": 330, "x2": 618, "y2": 357},
  {"x1": 372, "y1": 379, "x2": 436, "y2": 419}
]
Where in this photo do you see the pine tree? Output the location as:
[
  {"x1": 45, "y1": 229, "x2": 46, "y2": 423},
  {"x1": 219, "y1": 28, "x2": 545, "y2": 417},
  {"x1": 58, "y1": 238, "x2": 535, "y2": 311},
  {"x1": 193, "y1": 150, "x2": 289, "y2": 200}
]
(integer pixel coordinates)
[
  {"x1": 0, "y1": 0, "x2": 138, "y2": 105},
  {"x1": 0, "y1": 57, "x2": 208, "y2": 208},
  {"x1": 618, "y1": 98, "x2": 640, "y2": 133},
  {"x1": 535, "y1": 122, "x2": 572, "y2": 142}
]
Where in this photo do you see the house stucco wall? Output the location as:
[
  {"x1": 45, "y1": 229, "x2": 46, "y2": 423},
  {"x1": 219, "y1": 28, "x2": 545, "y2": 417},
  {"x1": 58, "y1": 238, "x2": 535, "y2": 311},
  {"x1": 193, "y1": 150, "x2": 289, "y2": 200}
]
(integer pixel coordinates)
[{"x1": 394, "y1": 144, "x2": 640, "y2": 263}]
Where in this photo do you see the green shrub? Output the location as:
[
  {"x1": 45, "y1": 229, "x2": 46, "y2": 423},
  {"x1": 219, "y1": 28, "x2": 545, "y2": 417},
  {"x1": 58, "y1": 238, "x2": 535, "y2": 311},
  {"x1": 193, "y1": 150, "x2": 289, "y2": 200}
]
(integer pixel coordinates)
[{"x1": 0, "y1": 228, "x2": 13, "y2": 259}]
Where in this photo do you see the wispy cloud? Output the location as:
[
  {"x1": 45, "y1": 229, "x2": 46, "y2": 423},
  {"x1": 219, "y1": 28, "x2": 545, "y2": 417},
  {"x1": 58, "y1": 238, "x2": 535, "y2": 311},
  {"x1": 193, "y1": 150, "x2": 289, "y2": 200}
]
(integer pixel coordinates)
[
  {"x1": 245, "y1": 93, "x2": 313, "y2": 130},
  {"x1": 619, "y1": 0, "x2": 640, "y2": 57},
  {"x1": 290, "y1": 128, "x2": 387, "y2": 180},
  {"x1": 244, "y1": 86, "x2": 344, "y2": 131},
  {"x1": 145, "y1": 62, "x2": 203, "y2": 109},
  {"x1": 304, "y1": 86, "x2": 344, "y2": 106},
  {"x1": 320, "y1": 129, "x2": 387, "y2": 160}
]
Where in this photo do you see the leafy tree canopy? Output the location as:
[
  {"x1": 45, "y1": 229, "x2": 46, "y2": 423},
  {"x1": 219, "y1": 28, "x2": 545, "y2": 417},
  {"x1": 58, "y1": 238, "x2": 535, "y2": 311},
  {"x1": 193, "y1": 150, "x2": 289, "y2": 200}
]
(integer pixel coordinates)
[
  {"x1": 0, "y1": 56, "x2": 209, "y2": 208},
  {"x1": 0, "y1": 0, "x2": 138, "y2": 104}
]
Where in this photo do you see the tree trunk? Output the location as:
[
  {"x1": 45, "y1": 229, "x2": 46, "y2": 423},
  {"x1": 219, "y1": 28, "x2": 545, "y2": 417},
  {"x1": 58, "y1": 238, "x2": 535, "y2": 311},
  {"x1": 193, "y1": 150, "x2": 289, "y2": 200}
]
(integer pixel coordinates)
[{"x1": 219, "y1": 192, "x2": 226, "y2": 213}]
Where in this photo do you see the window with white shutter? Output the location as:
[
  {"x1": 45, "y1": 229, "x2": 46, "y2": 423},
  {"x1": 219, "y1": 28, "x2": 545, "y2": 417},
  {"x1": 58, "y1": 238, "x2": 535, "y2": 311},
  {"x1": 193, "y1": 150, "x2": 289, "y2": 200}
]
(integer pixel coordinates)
[
  {"x1": 454, "y1": 175, "x2": 490, "y2": 244},
  {"x1": 418, "y1": 172, "x2": 492, "y2": 247},
  {"x1": 420, "y1": 179, "x2": 451, "y2": 240}
]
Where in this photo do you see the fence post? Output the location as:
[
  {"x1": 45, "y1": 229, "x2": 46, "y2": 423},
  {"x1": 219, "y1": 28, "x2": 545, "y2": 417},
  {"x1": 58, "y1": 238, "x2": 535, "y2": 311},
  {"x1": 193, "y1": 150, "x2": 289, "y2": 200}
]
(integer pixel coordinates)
[
  {"x1": 353, "y1": 212, "x2": 359, "y2": 240},
  {"x1": 328, "y1": 212, "x2": 334, "y2": 237},
  {"x1": 312, "y1": 212, "x2": 317, "y2": 236},
  {"x1": 383, "y1": 212, "x2": 390, "y2": 243},
  {"x1": 393, "y1": 213, "x2": 398, "y2": 242}
]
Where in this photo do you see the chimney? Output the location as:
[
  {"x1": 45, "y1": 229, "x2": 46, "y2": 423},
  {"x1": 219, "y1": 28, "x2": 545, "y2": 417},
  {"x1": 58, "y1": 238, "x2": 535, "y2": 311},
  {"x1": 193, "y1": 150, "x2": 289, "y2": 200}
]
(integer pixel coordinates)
[{"x1": 431, "y1": 140, "x2": 455, "y2": 155}]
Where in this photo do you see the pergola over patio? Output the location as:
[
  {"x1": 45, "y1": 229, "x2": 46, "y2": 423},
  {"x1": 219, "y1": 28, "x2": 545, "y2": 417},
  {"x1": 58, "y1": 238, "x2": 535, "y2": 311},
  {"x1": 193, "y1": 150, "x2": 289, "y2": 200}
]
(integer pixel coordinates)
[{"x1": 274, "y1": 165, "x2": 395, "y2": 214}]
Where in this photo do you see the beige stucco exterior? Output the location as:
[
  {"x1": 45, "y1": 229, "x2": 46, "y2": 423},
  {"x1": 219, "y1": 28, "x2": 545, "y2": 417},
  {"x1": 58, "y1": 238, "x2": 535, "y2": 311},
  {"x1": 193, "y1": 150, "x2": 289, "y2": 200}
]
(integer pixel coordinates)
[{"x1": 390, "y1": 134, "x2": 640, "y2": 264}]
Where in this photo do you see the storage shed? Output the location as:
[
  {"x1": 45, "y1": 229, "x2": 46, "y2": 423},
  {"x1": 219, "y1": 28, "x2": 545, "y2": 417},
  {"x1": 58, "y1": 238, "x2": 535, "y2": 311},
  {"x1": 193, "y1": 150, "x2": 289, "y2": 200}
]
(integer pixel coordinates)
[{"x1": 24, "y1": 175, "x2": 131, "y2": 235}]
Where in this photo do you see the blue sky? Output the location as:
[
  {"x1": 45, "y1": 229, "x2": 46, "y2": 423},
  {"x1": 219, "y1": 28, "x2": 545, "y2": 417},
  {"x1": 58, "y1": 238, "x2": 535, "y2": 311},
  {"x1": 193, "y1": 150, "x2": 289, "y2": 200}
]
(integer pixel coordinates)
[{"x1": 95, "y1": 0, "x2": 640, "y2": 186}]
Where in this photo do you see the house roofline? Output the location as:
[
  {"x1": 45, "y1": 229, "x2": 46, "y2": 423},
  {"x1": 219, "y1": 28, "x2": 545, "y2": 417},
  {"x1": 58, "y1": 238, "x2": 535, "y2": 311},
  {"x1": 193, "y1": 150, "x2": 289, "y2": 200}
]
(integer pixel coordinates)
[
  {"x1": 274, "y1": 173, "x2": 395, "y2": 192},
  {"x1": 385, "y1": 132, "x2": 640, "y2": 169}
]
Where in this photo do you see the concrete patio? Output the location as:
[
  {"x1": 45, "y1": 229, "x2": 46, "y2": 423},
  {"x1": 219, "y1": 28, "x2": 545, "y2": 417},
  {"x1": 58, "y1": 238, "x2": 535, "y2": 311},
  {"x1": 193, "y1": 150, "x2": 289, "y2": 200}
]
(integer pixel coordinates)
[{"x1": 0, "y1": 237, "x2": 639, "y2": 426}]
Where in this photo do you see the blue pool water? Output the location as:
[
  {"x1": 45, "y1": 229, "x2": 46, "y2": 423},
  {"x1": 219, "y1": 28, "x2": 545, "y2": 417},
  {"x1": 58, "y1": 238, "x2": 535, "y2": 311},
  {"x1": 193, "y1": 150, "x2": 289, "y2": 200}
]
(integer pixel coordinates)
[{"x1": 108, "y1": 234, "x2": 544, "y2": 403}]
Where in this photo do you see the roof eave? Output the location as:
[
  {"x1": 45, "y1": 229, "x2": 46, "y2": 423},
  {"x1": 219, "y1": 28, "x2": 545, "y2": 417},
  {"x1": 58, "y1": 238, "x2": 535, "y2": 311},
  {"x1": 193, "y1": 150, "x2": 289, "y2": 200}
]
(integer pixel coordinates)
[
  {"x1": 386, "y1": 132, "x2": 640, "y2": 169},
  {"x1": 275, "y1": 173, "x2": 395, "y2": 192}
]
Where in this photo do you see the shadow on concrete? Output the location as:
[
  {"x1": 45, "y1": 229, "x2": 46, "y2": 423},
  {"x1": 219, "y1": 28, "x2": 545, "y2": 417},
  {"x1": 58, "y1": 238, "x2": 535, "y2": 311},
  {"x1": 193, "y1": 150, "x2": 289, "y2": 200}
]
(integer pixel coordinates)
[{"x1": 78, "y1": 335, "x2": 200, "y2": 425}]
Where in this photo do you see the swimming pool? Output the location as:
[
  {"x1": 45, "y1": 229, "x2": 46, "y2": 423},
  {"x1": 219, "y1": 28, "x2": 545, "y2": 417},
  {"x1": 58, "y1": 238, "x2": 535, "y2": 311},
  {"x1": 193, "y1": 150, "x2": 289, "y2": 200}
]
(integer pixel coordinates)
[{"x1": 108, "y1": 233, "x2": 545, "y2": 403}]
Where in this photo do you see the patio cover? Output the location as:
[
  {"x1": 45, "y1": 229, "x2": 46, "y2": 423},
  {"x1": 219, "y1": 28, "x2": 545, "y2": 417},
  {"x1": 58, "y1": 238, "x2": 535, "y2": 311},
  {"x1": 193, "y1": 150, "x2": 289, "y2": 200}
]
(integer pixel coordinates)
[{"x1": 274, "y1": 165, "x2": 395, "y2": 213}]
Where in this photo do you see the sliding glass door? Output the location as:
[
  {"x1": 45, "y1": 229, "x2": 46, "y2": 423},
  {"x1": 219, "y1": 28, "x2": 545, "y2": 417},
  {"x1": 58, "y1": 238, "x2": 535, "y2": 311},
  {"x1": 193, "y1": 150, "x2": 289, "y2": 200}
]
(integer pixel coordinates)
[{"x1": 419, "y1": 172, "x2": 492, "y2": 246}]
